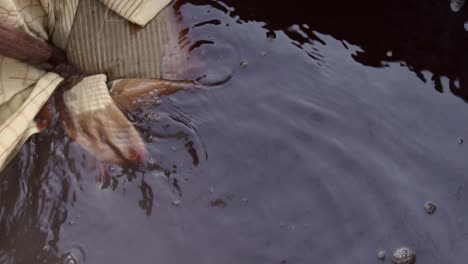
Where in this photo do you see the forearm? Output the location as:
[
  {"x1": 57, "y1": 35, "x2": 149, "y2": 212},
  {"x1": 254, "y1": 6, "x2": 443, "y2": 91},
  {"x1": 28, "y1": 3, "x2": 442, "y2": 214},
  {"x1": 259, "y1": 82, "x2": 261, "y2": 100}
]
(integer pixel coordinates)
[{"x1": 0, "y1": 22, "x2": 66, "y2": 69}]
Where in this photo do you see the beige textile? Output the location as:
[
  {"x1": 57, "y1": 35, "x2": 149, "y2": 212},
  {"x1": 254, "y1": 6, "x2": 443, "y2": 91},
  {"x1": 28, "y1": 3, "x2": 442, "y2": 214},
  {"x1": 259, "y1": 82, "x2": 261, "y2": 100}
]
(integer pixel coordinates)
[
  {"x1": 66, "y1": 0, "x2": 187, "y2": 81},
  {"x1": 67, "y1": 0, "x2": 168, "y2": 80},
  {"x1": 0, "y1": 0, "x2": 172, "y2": 170}
]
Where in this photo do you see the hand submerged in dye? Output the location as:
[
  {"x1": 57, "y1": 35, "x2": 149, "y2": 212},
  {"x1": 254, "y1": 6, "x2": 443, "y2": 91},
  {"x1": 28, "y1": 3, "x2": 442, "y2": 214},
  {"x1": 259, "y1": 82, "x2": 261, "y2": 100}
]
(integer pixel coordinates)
[
  {"x1": 53, "y1": 76, "x2": 194, "y2": 167},
  {"x1": 58, "y1": 76, "x2": 148, "y2": 166}
]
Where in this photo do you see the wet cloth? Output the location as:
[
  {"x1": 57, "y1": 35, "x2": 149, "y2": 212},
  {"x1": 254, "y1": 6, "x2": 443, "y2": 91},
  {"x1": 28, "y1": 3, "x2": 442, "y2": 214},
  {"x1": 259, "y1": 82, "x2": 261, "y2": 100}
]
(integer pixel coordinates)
[{"x1": 0, "y1": 0, "x2": 175, "y2": 170}]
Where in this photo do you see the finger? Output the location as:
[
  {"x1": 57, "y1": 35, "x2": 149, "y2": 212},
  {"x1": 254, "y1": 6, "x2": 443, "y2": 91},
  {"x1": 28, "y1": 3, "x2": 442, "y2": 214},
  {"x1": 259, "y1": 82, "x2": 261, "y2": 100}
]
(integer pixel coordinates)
[{"x1": 109, "y1": 78, "x2": 194, "y2": 110}]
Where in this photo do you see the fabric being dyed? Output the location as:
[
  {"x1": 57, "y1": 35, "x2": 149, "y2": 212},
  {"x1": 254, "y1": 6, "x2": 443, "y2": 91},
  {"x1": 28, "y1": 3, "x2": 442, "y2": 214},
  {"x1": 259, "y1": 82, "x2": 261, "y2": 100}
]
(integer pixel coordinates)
[{"x1": 0, "y1": 0, "x2": 192, "y2": 169}]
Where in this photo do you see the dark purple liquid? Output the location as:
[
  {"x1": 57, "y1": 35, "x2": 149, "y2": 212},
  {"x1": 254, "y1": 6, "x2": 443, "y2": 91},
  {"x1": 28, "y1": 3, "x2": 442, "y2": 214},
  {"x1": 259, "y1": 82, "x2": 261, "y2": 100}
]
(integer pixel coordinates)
[{"x1": 1, "y1": 0, "x2": 468, "y2": 263}]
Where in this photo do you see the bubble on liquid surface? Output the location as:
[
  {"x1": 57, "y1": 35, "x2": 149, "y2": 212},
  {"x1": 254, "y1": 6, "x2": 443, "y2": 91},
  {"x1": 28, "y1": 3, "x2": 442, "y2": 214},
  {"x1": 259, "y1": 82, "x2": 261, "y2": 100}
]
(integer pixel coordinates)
[
  {"x1": 450, "y1": 0, "x2": 465, "y2": 12},
  {"x1": 392, "y1": 247, "x2": 416, "y2": 264},
  {"x1": 63, "y1": 254, "x2": 78, "y2": 264},
  {"x1": 62, "y1": 246, "x2": 86, "y2": 264},
  {"x1": 424, "y1": 202, "x2": 436, "y2": 215},
  {"x1": 378, "y1": 250, "x2": 386, "y2": 260},
  {"x1": 240, "y1": 60, "x2": 248, "y2": 68},
  {"x1": 453, "y1": 78, "x2": 461, "y2": 89}
]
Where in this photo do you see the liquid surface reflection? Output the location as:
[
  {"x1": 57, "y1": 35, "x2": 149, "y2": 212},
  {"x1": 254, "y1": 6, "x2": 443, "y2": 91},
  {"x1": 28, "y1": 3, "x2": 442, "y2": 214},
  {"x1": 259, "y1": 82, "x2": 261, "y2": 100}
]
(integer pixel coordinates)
[{"x1": 2, "y1": 0, "x2": 468, "y2": 263}]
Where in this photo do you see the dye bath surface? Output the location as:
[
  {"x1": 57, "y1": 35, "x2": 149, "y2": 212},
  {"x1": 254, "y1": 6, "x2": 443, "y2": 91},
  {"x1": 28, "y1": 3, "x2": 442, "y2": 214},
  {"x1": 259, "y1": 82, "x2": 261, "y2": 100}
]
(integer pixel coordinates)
[{"x1": 2, "y1": 0, "x2": 468, "y2": 263}]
